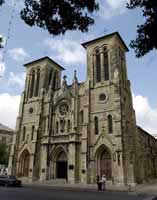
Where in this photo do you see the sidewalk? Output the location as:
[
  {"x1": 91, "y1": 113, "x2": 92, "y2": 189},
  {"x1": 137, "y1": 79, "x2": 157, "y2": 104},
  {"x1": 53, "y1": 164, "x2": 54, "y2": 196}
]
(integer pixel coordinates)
[{"x1": 22, "y1": 179, "x2": 157, "y2": 196}]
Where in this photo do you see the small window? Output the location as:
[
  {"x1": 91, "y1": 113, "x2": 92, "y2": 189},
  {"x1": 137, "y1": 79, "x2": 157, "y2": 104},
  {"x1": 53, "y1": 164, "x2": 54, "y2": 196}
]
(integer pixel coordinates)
[
  {"x1": 94, "y1": 116, "x2": 99, "y2": 135},
  {"x1": 29, "y1": 70, "x2": 35, "y2": 98},
  {"x1": 95, "y1": 49, "x2": 101, "y2": 83},
  {"x1": 56, "y1": 122, "x2": 59, "y2": 134},
  {"x1": 35, "y1": 68, "x2": 40, "y2": 96},
  {"x1": 104, "y1": 48, "x2": 109, "y2": 81},
  {"x1": 53, "y1": 71, "x2": 57, "y2": 90},
  {"x1": 67, "y1": 120, "x2": 71, "y2": 132},
  {"x1": 99, "y1": 93, "x2": 106, "y2": 101},
  {"x1": 130, "y1": 152, "x2": 133, "y2": 164},
  {"x1": 31, "y1": 126, "x2": 35, "y2": 140},
  {"x1": 22, "y1": 126, "x2": 26, "y2": 141},
  {"x1": 108, "y1": 115, "x2": 113, "y2": 134},
  {"x1": 80, "y1": 110, "x2": 84, "y2": 124},
  {"x1": 117, "y1": 152, "x2": 120, "y2": 166}
]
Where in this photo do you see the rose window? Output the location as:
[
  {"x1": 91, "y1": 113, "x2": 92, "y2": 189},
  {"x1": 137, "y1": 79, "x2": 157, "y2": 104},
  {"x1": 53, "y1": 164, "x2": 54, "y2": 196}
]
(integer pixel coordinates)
[{"x1": 59, "y1": 103, "x2": 69, "y2": 116}]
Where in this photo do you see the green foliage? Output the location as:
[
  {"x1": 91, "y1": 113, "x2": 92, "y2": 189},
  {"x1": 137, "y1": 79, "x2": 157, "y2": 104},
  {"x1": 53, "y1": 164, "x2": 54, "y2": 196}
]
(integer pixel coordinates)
[
  {"x1": 20, "y1": 0, "x2": 99, "y2": 35},
  {"x1": 127, "y1": 0, "x2": 157, "y2": 57},
  {"x1": 0, "y1": 142, "x2": 9, "y2": 165}
]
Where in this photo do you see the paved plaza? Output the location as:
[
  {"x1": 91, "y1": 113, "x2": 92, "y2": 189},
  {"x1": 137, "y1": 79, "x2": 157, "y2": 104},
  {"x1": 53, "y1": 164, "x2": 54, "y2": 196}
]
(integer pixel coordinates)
[{"x1": 0, "y1": 185, "x2": 152, "y2": 200}]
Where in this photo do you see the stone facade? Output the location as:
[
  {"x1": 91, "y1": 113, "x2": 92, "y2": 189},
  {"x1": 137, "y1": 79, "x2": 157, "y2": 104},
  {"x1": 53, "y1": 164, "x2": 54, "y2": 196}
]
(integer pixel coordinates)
[{"x1": 9, "y1": 32, "x2": 157, "y2": 185}]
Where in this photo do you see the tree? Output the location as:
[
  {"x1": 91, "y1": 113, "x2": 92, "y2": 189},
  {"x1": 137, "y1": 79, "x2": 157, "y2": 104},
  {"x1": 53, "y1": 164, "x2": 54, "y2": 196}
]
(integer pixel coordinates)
[
  {"x1": 0, "y1": 37, "x2": 3, "y2": 48},
  {"x1": 0, "y1": 142, "x2": 9, "y2": 165},
  {"x1": 127, "y1": 0, "x2": 157, "y2": 57},
  {"x1": 20, "y1": 0, "x2": 99, "y2": 35},
  {"x1": 0, "y1": 0, "x2": 4, "y2": 48},
  {"x1": 0, "y1": 0, "x2": 99, "y2": 48},
  {"x1": 0, "y1": 0, "x2": 4, "y2": 6}
]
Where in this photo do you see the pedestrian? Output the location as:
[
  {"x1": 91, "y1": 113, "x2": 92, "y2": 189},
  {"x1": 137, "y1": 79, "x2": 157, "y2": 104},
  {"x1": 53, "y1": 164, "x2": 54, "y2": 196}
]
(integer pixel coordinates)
[
  {"x1": 96, "y1": 175, "x2": 102, "y2": 191},
  {"x1": 101, "y1": 174, "x2": 106, "y2": 191},
  {"x1": 96, "y1": 175, "x2": 100, "y2": 183}
]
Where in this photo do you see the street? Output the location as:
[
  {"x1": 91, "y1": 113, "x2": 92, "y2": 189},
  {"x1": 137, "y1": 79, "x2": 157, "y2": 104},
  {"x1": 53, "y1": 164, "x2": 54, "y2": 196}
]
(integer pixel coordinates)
[{"x1": 0, "y1": 185, "x2": 150, "y2": 200}]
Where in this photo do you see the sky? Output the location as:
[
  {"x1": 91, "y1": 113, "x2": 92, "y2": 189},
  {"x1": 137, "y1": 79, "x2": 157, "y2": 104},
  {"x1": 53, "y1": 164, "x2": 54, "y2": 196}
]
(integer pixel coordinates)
[{"x1": 0, "y1": 0, "x2": 157, "y2": 134}]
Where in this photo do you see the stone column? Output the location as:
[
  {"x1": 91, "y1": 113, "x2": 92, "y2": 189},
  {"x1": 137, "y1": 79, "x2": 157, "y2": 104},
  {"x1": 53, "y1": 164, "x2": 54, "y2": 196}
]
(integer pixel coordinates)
[
  {"x1": 44, "y1": 117, "x2": 49, "y2": 136},
  {"x1": 86, "y1": 53, "x2": 94, "y2": 87},
  {"x1": 40, "y1": 145, "x2": 47, "y2": 181},
  {"x1": 80, "y1": 125, "x2": 88, "y2": 183},
  {"x1": 126, "y1": 163, "x2": 136, "y2": 186},
  {"x1": 28, "y1": 154, "x2": 34, "y2": 181},
  {"x1": 24, "y1": 75, "x2": 29, "y2": 100},
  {"x1": 113, "y1": 151, "x2": 125, "y2": 185},
  {"x1": 68, "y1": 143, "x2": 76, "y2": 183},
  {"x1": 88, "y1": 160, "x2": 96, "y2": 184}
]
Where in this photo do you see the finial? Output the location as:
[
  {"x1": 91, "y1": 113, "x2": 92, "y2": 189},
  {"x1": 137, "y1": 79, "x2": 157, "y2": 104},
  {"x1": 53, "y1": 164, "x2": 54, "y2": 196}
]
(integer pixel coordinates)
[
  {"x1": 62, "y1": 74, "x2": 68, "y2": 91},
  {"x1": 73, "y1": 70, "x2": 78, "y2": 84},
  {"x1": 63, "y1": 75, "x2": 67, "y2": 80}
]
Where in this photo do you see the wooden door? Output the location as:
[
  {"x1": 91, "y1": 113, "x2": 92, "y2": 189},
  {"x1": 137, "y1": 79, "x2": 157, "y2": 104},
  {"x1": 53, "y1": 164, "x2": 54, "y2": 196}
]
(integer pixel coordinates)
[{"x1": 100, "y1": 150, "x2": 112, "y2": 179}]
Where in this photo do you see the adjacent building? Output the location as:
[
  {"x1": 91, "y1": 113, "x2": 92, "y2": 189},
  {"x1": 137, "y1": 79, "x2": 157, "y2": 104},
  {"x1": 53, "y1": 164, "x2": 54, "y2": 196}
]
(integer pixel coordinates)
[
  {"x1": 0, "y1": 123, "x2": 14, "y2": 173},
  {"x1": 0, "y1": 123, "x2": 14, "y2": 148},
  {"x1": 9, "y1": 32, "x2": 157, "y2": 185}
]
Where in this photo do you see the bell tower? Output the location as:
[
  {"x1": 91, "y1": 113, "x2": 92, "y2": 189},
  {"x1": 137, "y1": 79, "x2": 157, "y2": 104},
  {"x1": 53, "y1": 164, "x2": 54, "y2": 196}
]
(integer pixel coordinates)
[
  {"x1": 82, "y1": 32, "x2": 129, "y2": 87},
  {"x1": 11, "y1": 56, "x2": 64, "y2": 180},
  {"x1": 24, "y1": 56, "x2": 64, "y2": 100},
  {"x1": 82, "y1": 33, "x2": 137, "y2": 185}
]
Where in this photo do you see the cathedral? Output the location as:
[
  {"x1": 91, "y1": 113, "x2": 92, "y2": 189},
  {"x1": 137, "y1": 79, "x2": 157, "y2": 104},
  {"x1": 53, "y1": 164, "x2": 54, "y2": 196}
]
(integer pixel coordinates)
[{"x1": 8, "y1": 32, "x2": 157, "y2": 185}]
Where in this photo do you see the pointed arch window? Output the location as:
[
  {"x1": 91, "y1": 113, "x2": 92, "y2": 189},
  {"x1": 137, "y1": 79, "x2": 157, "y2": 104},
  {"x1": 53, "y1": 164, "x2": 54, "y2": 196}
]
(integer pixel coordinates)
[
  {"x1": 95, "y1": 49, "x2": 101, "y2": 83},
  {"x1": 29, "y1": 70, "x2": 35, "y2": 98},
  {"x1": 80, "y1": 110, "x2": 84, "y2": 124},
  {"x1": 53, "y1": 71, "x2": 57, "y2": 90},
  {"x1": 31, "y1": 125, "x2": 35, "y2": 140},
  {"x1": 104, "y1": 48, "x2": 109, "y2": 81},
  {"x1": 48, "y1": 69, "x2": 53, "y2": 86},
  {"x1": 67, "y1": 120, "x2": 71, "y2": 132},
  {"x1": 94, "y1": 116, "x2": 99, "y2": 135},
  {"x1": 108, "y1": 115, "x2": 113, "y2": 134},
  {"x1": 22, "y1": 126, "x2": 26, "y2": 141},
  {"x1": 35, "y1": 68, "x2": 40, "y2": 96},
  {"x1": 56, "y1": 121, "x2": 59, "y2": 134}
]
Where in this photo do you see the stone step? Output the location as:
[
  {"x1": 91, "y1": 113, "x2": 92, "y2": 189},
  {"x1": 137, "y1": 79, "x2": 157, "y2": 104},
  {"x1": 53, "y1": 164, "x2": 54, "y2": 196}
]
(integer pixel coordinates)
[{"x1": 41, "y1": 179, "x2": 67, "y2": 184}]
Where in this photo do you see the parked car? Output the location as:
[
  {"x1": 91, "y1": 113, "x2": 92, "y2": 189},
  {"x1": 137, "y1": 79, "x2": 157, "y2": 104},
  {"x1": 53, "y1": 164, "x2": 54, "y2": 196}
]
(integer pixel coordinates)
[{"x1": 0, "y1": 175, "x2": 22, "y2": 187}]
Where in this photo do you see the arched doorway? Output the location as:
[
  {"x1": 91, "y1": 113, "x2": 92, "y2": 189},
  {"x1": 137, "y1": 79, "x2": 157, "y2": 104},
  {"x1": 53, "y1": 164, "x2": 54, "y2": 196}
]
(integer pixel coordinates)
[
  {"x1": 97, "y1": 146, "x2": 112, "y2": 179},
  {"x1": 56, "y1": 151, "x2": 67, "y2": 179},
  {"x1": 18, "y1": 150, "x2": 30, "y2": 177}
]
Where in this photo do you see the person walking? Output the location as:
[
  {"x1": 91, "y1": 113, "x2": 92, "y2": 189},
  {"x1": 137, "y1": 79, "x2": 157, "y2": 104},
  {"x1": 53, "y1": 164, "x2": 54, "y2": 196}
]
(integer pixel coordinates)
[{"x1": 96, "y1": 175, "x2": 102, "y2": 191}]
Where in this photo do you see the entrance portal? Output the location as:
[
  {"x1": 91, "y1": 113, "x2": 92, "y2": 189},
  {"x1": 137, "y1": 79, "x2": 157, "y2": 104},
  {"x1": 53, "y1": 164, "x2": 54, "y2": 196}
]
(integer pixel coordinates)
[
  {"x1": 97, "y1": 146, "x2": 112, "y2": 180},
  {"x1": 18, "y1": 150, "x2": 30, "y2": 177},
  {"x1": 56, "y1": 151, "x2": 67, "y2": 179}
]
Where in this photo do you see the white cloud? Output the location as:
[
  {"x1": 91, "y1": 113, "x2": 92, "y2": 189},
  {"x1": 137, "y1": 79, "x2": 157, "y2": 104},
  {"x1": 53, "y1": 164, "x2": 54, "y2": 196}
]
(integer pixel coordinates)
[
  {"x1": 133, "y1": 94, "x2": 157, "y2": 134},
  {"x1": 8, "y1": 48, "x2": 29, "y2": 62},
  {"x1": 8, "y1": 72, "x2": 26, "y2": 88},
  {"x1": 0, "y1": 93, "x2": 21, "y2": 129},
  {"x1": 99, "y1": 0, "x2": 129, "y2": 19},
  {"x1": 44, "y1": 38, "x2": 86, "y2": 65}
]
